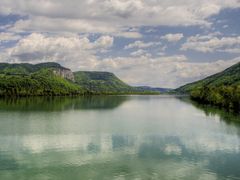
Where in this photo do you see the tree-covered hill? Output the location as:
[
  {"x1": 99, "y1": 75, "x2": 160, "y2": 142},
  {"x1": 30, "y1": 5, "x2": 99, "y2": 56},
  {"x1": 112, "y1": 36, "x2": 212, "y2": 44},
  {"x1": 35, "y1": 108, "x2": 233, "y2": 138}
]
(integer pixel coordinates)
[
  {"x1": 176, "y1": 62, "x2": 240, "y2": 113},
  {"x1": 0, "y1": 62, "x2": 68, "y2": 74},
  {"x1": 74, "y1": 71, "x2": 138, "y2": 94},
  {"x1": 176, "y1": 62, "x2": 240, "y2": 93},
  {"x1": 0, "y1": 63, "x2": 85, "y2": 96}
]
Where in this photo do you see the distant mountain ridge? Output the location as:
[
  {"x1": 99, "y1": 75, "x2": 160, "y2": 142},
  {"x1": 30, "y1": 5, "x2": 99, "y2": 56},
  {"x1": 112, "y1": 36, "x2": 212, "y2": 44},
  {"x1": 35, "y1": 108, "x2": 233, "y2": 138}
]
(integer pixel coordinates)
[{"x1": 136, "y1": 86, "x2": 172, "y2": 93}]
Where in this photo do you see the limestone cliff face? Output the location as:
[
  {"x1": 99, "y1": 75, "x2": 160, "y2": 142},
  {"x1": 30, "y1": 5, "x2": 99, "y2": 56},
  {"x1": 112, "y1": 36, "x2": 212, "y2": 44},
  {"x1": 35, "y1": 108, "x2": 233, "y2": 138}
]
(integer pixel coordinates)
[{"x1": 52, "y1": 68, "x2": 75, "y2": 82}]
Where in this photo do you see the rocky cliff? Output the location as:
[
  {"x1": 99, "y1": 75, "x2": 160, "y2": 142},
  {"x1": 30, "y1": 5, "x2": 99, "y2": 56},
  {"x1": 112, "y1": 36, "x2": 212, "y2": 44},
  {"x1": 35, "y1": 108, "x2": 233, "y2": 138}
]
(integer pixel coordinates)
[{"x1": 52, "y1": 68, "x2": 75, "y2": 82}]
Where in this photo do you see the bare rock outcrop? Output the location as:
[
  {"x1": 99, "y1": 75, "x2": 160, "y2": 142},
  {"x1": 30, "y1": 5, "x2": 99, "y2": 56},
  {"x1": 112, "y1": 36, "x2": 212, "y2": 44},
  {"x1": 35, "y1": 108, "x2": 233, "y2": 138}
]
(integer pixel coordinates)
[{"x1": 52, "y1": 68, "x2": 75, "y2": 82}]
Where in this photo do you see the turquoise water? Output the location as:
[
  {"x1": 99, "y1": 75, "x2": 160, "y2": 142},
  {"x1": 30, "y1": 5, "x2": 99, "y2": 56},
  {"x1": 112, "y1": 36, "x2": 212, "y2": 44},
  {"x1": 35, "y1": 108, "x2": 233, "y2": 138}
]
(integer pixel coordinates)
[{"x1": 0, "y1": 96, "x2": 240, "y2": 180}]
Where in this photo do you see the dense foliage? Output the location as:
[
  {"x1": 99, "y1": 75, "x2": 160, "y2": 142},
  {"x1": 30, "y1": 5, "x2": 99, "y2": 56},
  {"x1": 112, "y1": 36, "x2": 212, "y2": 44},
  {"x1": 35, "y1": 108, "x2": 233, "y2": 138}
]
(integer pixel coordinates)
[
  {"x1": 190, "y1": 85, "x2": 240, "y2": 113},
  {"x1": 176, "y1": 62, "x2": 240, "y2": 113},
  {"x1": 0, "y1": 62, "x2": 67, "y2": 74},
  {"x1": 0, "y1": 64, "x2": 85, "y2": 96}
]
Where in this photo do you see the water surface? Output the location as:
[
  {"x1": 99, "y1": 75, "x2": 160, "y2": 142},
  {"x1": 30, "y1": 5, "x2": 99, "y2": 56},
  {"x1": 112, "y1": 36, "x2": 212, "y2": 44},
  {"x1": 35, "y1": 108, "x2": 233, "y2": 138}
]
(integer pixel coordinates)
[{"x1": 0, "y1": 96, "x2": 240, "y2": 180}]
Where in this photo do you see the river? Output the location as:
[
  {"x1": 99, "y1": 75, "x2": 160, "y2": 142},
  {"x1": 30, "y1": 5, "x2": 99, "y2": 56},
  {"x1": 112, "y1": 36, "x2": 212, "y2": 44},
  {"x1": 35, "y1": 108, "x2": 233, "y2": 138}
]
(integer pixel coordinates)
[{"x1": 0, "y1": 95, "x2": 240, "y2": 180}]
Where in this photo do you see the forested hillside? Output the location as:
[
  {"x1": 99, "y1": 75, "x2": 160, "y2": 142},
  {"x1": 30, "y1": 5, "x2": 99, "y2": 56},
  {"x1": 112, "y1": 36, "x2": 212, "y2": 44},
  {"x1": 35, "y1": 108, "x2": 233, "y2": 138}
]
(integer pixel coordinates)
[
  {"x1": 176, "y1": 62, "x2": 240, "y2": 113},
  {"x1": 0, "y1": 62, "x2": 158, "y2": 96},
  {"x1": 0, "y1": 63, "x2": 85, "y2": 96}
]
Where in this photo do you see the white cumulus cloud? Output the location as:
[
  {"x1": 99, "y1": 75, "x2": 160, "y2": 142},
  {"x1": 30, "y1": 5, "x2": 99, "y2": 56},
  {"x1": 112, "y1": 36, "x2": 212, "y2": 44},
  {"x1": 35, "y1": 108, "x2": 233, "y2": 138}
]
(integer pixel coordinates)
[
  {"x1": 181, "y1": 34, "x2": 240, "y2": 53},
  {"x1": 161, "y1": 33, "x2": 184, "y2": 42},
  {"x1": 0, "y1": 0, "x2": 240, "y2": 34},
  {"x1": 0, "y1": 32, "x2": 21, "y2": 42},
  {"x1": 1, "y1": 33, "x2": 113, "y2": 70},
  {"x1": 124, "y1": 41, "x2": 161, "y2": 49}
]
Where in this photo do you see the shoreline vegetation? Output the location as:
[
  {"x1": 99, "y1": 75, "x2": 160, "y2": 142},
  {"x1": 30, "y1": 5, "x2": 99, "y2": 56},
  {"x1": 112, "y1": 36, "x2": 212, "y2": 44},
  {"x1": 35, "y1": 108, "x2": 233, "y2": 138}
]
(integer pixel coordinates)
[
  {"x1": 190, "y1": 85, "x2": 240, "y2": 113},
  {"x1": 176, "y1": 62, "x2": 240, "y2": 113}
]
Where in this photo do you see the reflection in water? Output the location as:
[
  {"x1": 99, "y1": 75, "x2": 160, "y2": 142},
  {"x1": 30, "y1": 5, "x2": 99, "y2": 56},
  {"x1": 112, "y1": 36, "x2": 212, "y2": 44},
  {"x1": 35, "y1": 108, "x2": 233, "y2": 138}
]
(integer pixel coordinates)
[
  {"x1": 112, "y1": 135, "x2": 135, "y2": 150},
  {"x1": 178, "y1": 97, "x2": 240, "y2": 126},
  {"x1": 0, "y1": 96, "x2": 240, "y2": 180},
  {"x1": 0, "y1": 96, "x2": 129, "y2": 111},
  {"x1": 0, "y1": 154, "x2": 18, "y2": 171},
  {"x1": 179, "y1": 97, "x2": 240, "y2": 147},
  {"x1": 1, "y1": 134, "x2": 240, "y2": 179}
]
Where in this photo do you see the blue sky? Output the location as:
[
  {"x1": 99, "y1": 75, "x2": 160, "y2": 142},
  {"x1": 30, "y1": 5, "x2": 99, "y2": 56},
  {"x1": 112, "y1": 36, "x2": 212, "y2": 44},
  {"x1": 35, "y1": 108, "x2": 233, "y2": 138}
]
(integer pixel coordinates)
[{"x1": 0, "y1": 0, "x2": 240, "y2": 88}]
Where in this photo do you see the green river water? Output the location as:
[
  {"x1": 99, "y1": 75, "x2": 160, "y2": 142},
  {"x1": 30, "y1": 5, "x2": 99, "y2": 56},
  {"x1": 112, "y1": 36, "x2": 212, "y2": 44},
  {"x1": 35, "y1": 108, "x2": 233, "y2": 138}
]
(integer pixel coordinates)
[{"x1": 0, "y1": 96, "x2": 240, "y2": 180}]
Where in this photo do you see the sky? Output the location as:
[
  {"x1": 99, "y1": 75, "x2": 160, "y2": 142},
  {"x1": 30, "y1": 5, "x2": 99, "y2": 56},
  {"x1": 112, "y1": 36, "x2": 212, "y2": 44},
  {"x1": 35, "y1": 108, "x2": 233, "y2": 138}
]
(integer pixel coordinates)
[{"x1": 0, "y1": 0, "x2": 240, "y2": 88}]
